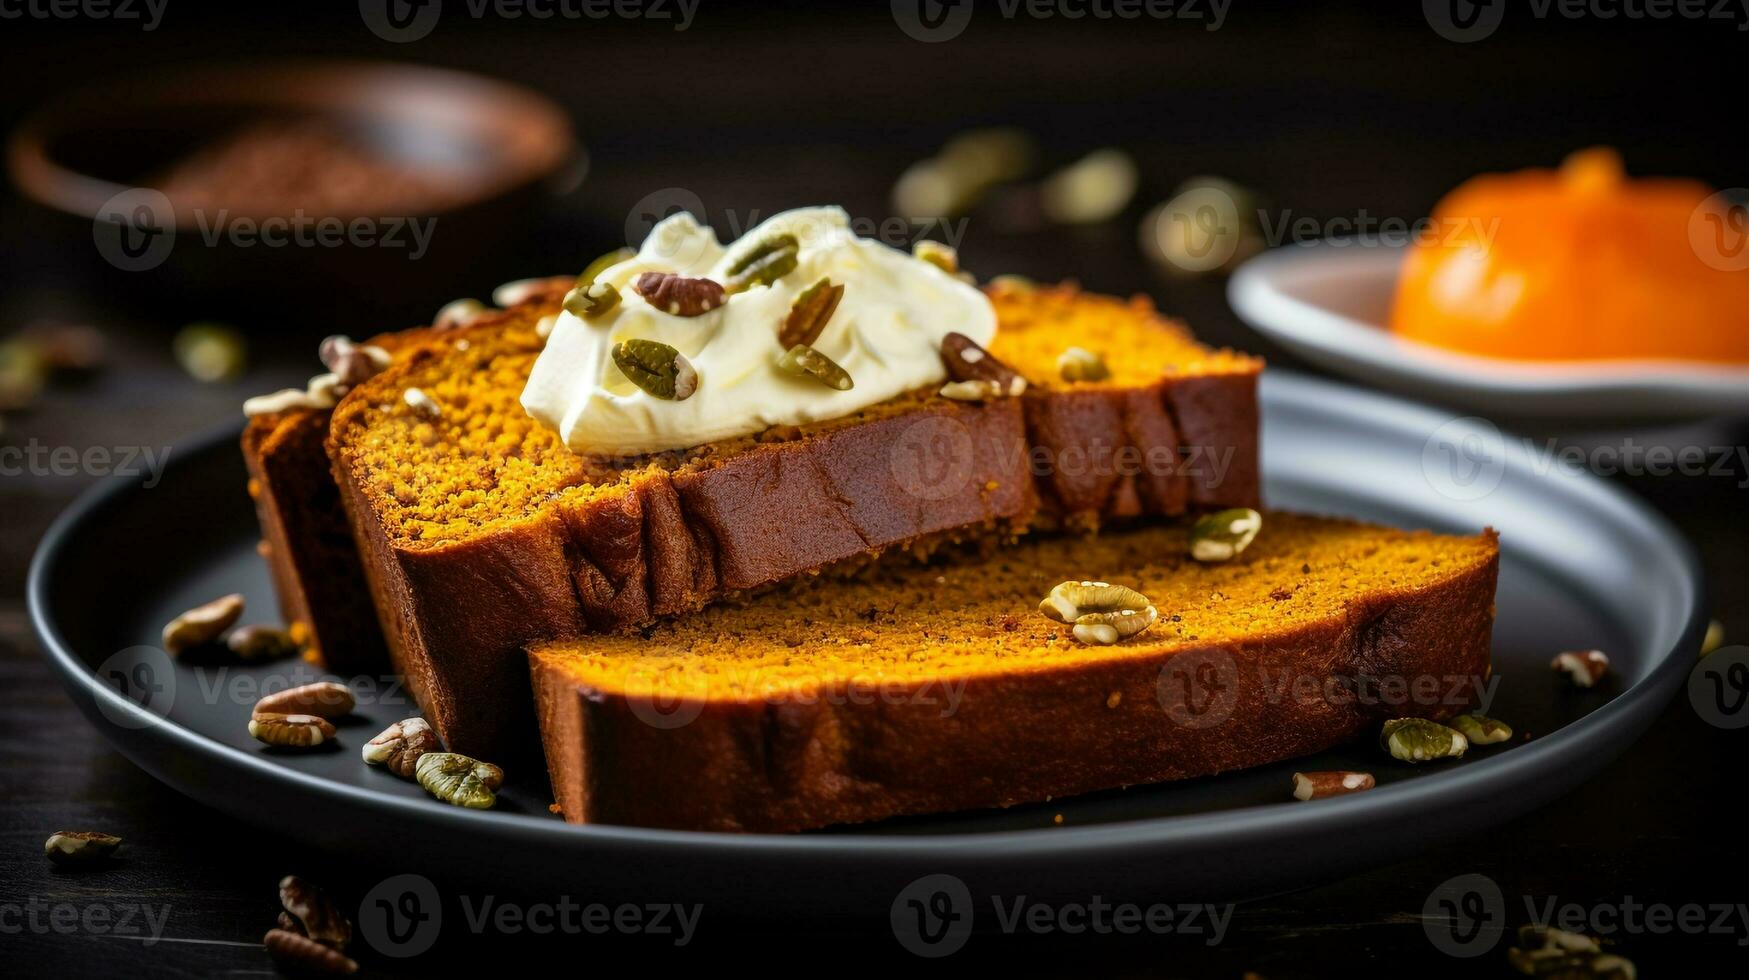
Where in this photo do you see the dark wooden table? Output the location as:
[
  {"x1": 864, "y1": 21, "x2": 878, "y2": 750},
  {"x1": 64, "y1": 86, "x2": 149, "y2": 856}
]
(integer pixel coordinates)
[{"x1": 2, "y1": 7, "x2": 1745, "y2": 976}]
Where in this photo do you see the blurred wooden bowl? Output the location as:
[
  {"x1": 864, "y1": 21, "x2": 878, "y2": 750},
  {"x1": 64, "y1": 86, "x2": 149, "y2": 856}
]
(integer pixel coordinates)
[{"x1": 8, "y1": 60, "x2": 580, "y2": 331}]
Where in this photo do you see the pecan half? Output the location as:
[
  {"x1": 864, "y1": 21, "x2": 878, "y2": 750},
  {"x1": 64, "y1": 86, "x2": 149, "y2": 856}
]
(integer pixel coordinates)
[
  {"x1": 162, "y1": 594, "x2": 245, "y2": 655},
  {"x1": 633, "y1": 272, "x2": 726, "y2": 317},
  {"x1": 248, "y1": 713, "x2": 337, "y2": 749},
  {"x1": 264, "y1": 929, "x2": 357, "y2": 976},
  {"x1": 279, "y1": 875, "x2": 352, "y2": 951},
  {"x1": 44, "y1": 830, "x2": 122, "y2": 865},
  {"x1": 254, "y1": 681, "x2": 356, "y2": 720},
  {"x1": 362, "y1": 717, "x2": 441, "y2": 779},
  {"x1": 1291, "y1": 771, "x2": 1375, "y2": 801},
  {"x1": 940, "y1": 332, "x2": 1026, "y2": 394},
  {"x1": 778, "y1": 278, "x2": 844, "y2": 349}
]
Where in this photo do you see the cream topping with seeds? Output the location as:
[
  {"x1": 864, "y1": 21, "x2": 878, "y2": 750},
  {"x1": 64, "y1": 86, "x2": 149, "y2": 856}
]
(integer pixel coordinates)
[{"x1": 522, "y1": 206, "x2": 995, "y2": 455}]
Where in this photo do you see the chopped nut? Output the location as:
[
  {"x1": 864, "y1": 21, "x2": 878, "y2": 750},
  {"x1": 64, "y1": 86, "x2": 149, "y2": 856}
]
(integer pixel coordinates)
[
  {"x1": 912, "y1": 240, "x2": 959, "y2": 274},
  {"x1": 44, "y1": 830, "x2": 122, "y2": 866},
  {"x1": 305, "y1": 373, "x2": 344, "y2": 408},
  {"x1": 1291, "y1": 771, "x2": 1375, "y2": 801},
  {"x1": 243, "y1": 387, "x2": 326, "y2": 417},
  {"x1": 1056, "y1": 346, "x2": 1110, "y2": 382},
  {"x1": 779, "y1": 278, "x2": 844, "y2": 349},
  {"x1": 225, "y1": 624, "x2": 300, "y2": 662},
  {"x1": 433, "y1": 298, "x2": 488, "y2": 331},
  {"x1": 1552, "y1": 650, "x2": 1609, "y2": 688},
  {"x1": 776, "y1": 344, "x2": 855, "y2": 391},
  {"x1": 1039, "y1": 580, "x2": 1158, "y2": 645},
  {"x1": 403, "y1": 386, "x2": 441, "y2": 419},
  {"x1": 1517, "y1": 924, "x2": 1602, "y2": 954},
  {"x1": 416, "y1": 752, "x2": 503, "y2": 809},
  {"x1": 1380, "y1": 717, "x2": 1467, "y2": 762},
  {"x1": 1449, "y1": 713, "x2": 1514, "y2": 745},
  {"x1": 279, "y1": 875, "x2": 352, "y2": 951},
  {"x1": 633, "y1": 271, "x2": 726, "y2": 316},
  {"x1": 940, "y1": 331, "x2": 1026, "y2": 394},
  {"x1": 1190, "y1": 508, "x2": 1263, "y2": 562},
  {"x1": 173, "y1": 322, "x2": 246, "y2": 383},
  {"x1": 0, "y1": 338, "x2": 47, "y2": 410},
  {"x1": 363, "y1": 717, "x2": 440, "y2": 779},
  {"x1": 1041, "y1": 148, "x2": 1138, "y2": 225},
  {"x1": 255, "y1": 681, "x2": 356, "y2": 720},
  {"x1": 264, "y1": 928, "x2": 358, "y2": 976},
  {"x1": 248, "y1": 713, "x2": 337, "y2": 749},
  {"x1": 535, "y1": 314, "x2": 559, "y2": 340},
  {"x1": 724, "y1": 234, "x2": 800, "y2": 294},
  {"x1": 563, "y1": 280, "x2": 621, "y2": 319},
  {"x1": 613, "y1": 339, "x2": 698, "y2": 400},
  {"x1": 491, "y1": 275, "x2": 573, "y2": 309},
  {"x1": 939, "y1": 379, "x2": 1009, "y2": 401},
  {"x1": 318, "y1": 335, "x2": 391, "y2": 388},
  {"x1": 162, "y1": 593, "x2": 244, "y2": 655}
]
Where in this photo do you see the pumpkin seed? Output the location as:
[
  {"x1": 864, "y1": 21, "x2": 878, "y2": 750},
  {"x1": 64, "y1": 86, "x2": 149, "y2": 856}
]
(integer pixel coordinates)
[
  {"x1": 225, "y1": 624, "x2": 299, "y2": 662},
  {"x1": 912, "y1": 240, "x2": 959, "y2": 274},
  {"x1": 1449, "y1": 713, "x2": 1514, "y2": 745},
  {"x1": 724, "y1": 234, "x2": 799, "y2": 294},
  {"x1": 564, "y1": 280, "x2": 622, "y2": 320},
  {"x1": 776, "y1": 344, "x2": 854, "y2": 391},
  {"x1": 1038, "y1": 580, "x2": 1153, "y2": 624},
  {"x1": 1189, "y1": 507, "x2": 1263, "y2": 562},
  {"x1": 1056, "y1": 346, "x2": 1110, "y2": 382},
  {"x1": 612, "y1": 339, "x2": 698, "y2": 400},
  {"x1": 1380, "y1": 717, "x2": 1467, "y2": 762}
]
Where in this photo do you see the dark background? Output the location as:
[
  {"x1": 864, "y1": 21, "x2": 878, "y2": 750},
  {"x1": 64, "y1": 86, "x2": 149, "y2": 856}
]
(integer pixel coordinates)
[{"x1": 2, "y1": 2, "x2": 1744, "y2": 975}]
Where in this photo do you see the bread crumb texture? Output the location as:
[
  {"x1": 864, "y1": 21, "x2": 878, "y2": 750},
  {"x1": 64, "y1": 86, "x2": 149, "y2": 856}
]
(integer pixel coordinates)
[{"x1": 531, "y1": 514, "x2": 1497, "y2": 697}]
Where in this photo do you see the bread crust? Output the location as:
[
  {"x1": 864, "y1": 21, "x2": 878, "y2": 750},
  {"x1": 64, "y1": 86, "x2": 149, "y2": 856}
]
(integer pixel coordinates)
[
  {"x1": 325, "y1": 287, "x2": 1261, "y2": 758},
  {"x1": 531, "y1": 534, "x2": 1498, "y2": 832}
]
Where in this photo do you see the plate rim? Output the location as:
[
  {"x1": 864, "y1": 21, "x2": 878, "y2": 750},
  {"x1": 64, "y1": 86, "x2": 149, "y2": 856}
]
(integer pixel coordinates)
[
  {"x1": 27, "y1": 375, "x2": 1707, "y2": 864},
  {"x1": 1228, "y1": 239, "x2": 1749, "y2": 397}
]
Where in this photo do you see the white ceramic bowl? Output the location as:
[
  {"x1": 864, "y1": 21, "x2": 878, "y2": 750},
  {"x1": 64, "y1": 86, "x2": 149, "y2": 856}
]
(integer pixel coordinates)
[{"x1": 1228, "y1": 240, "x2": 1749, "y2": 424}]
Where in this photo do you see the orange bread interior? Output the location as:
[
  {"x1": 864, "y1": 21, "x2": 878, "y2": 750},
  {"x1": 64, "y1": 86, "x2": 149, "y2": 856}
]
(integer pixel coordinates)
[
  {"x1": 531, "y1": 513, "x2": 1498, "y2": 699},
  {"x1": 330, "y1": 282, "x2": 1262, "y2": 550}
]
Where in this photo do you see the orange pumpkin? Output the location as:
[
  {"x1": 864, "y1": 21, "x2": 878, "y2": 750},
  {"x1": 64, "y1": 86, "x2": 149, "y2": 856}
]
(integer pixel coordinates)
[{"x1": 1389, "y1": 148, "x2": 1749, "y2": 363}]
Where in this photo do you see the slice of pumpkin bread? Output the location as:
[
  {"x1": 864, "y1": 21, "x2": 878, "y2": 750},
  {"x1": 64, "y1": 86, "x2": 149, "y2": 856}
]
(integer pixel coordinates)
[
  {"x1": 242, "y1": 281, "x2": 571, "y2": 674},
  {"x1": 329, "y1": 281, "x2": 1262, "y2": 758},
  {"x1": 530, "y1": 513, "x2": 1499, "y2": 832}
]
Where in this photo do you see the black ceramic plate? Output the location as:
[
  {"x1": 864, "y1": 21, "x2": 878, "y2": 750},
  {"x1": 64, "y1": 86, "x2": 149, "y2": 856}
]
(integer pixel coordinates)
[{"x1": 29, "y1": 372, "x2": 1704, "y2": 914}]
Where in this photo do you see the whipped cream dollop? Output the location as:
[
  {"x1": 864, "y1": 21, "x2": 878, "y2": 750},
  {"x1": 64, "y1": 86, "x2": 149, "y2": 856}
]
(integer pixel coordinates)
[{"x1": 521, "y1": 206, "x2": 996, "y2": 456}]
